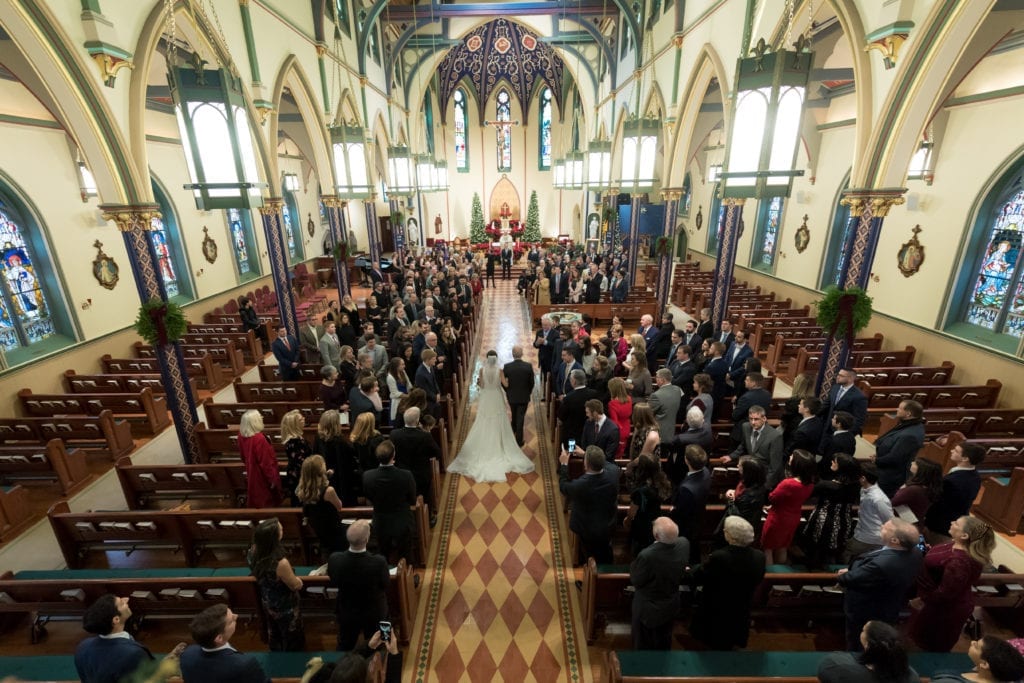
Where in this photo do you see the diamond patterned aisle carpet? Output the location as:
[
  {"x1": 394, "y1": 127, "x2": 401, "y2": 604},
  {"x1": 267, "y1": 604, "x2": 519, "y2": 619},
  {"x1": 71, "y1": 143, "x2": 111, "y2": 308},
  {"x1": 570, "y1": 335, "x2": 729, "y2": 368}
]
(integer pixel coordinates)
[{"x1": 406, "y1": 279, "x2": 589, "y2": 682}]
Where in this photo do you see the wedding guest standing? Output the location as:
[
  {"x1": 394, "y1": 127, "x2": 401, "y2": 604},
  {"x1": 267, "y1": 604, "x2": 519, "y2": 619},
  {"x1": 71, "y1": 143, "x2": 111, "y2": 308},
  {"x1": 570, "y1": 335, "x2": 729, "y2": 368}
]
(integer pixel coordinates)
[
  {"x1": 239, "y1": 410, "x2": 281, "y2": 508},
  {"x1": 761, "y1": 450, "x2": 816, "y2": 565},
  {"x1": 248, "y1": 519, "x2": 304, "y2": 651}
]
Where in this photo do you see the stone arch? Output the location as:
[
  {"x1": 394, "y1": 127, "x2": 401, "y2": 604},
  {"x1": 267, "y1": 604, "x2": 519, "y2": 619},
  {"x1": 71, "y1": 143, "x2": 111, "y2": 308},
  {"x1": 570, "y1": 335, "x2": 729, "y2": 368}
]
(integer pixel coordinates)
[
  {"x1": 665, "y1": 44, "x2": 731, "y2": 188},
  {"x1": 268, "y1": 55, "x2": 333, "y2": 194},
  {"x1": 489, "y1": 177, "x2": 520, "y2": 221}
]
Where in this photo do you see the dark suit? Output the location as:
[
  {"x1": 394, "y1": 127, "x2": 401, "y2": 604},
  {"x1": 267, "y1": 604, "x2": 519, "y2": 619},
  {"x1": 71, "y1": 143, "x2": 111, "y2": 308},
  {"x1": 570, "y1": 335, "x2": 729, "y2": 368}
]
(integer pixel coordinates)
[
  {"x1": 327, "y1": 549, "x2": 390, "y2": 650},
  {"x1": 500, "y1": 248, "x2": 513, "y2": 279},
  {"x1": 390, "y1": 426, "x2": 440, "y2": 510},
  {"x1": 650, "y1": 324, "x2": 675, "y2": 370},
  {"x1": 559, "y1": 461, "x2": 621, "y2": 563},
  {"x1": 874, "y1": 418, "x2": 926, "y2": 497},
  {"x1": 630, "y1": 537, "x2": 690, "y2": 650},
  {"x1": 610, "y1": 276, "x2": 629, "y2": 303},
  {"x1": 554, "y1": 359, "x2": 583, "y2": 397},
  {"x1": 503, "y1": 359, "x2": 535, "y2": 446},
  {"x1": 578, "y1": 417, "x2": 621, "y2": 462},
  {"x1": 696, "y1": 320, "x2": 714, "y2": 341},
  {"x1": 724, "y1": 342, "x2": 754, "y2": 385},
  {"x1": 669, "y1": 424, "x2": 713, "y2": 484},
  {"x1": 414, "y1": 363, "x2": 441, "y2": 405},
  {"x1": 558, "y1": 387, "x2": 599, "y2": 449},
  {"x1": 549, "y1": 272, "x2": 569, "y2": 304},
  {"x1": 787, "y1": 416, "x2": 824, "y2": 455},
  {"x1": 731, "y1": 423, "x2": 786, "y2": 490},
  {"x1": 671, "y1": 467, "x2": 711, "y2": 562},
  {"x1": 670, "y1": 359, "x2": 698, "y2": 397},
  {"x1": 714, "y1": 330, "x2": 736, "y2": 347},
  {"x1": 704, "y1": 356, "x2": 730, "y2": 411},
  {"x1": 821, "y1": 384, "x2": 869, "y2": 437},
  {"x1": 533, "y1": 327, "x2": 559, "y2": 382},
  {"x1": 925, "y1": 469, "x2": 982, "y2": 535},
  {"x1": 638, "y1": 325, "x2": 659, "y2": 356},
  {"x1": 178, "y1": 645, "x2": 269, "y2": 683},
  {"x1": 730, "y1": 387, "x2": 773, "y2": 442},
  {"x1": 690, "y1": 544, "x2": 767, "y2": 649},
  {"x1": 838, "y1": 547, "x2": 922, "y2": 650},
  {"x1": 348, "y1": 388, "x2": 378, "y2": 426},
  {"x1": 362, "y1": 465, "x2": 416, "y2": 563},
  {"x1": 74, "y1": 635, "x2": 154, "y2": 683},
  {"x1": 822, "y1": 430, "x2": 857, "y2": 475},
  {"x1": 271, "y1": 335, "x2": 301, "y2": 381}
]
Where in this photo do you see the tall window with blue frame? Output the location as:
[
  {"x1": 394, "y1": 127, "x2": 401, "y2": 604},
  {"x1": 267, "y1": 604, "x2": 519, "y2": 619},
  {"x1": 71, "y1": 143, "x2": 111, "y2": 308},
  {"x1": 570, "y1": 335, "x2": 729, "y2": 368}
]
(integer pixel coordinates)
[
  {"x1": 751, "y1": 197, "x2": 784, "y2": 272},
  {"x1": 424, "y1": 93, "x2": 435, "y2": 155},
  {"x1": 496, "y1": 89, "x2": 512, "y2": 172},
  {"x1": 538, "y1": 88, "x2": 552, "y2": 170},
  {"x1": 333, "y1": 0, "x2": 350, "y2": 36},
  {"x1": 150, "y1": 182, "x2": 192, "y2": 302},
  {"x1": 281, "y1": 188, "x2": 303, "y2": 264},
  {"x1": 706, "y1": 187, "x2": 724, "y2": 253},
  {"x1": 820, "y1": 203, "x2": 852, "y2": 288},
  {"x1": 454, "y1": 89, "x2": 468, "y2": 172},
  {"x1": 227, "y1": 208, "x2": 260, "y2": 281}
]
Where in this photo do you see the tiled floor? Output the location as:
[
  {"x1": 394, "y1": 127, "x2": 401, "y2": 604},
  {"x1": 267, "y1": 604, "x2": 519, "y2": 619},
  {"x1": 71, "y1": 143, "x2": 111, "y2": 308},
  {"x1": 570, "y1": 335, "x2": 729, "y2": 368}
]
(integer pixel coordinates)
[{"x1": 406, "y1": 278, "x2": 590, "y2": 682}]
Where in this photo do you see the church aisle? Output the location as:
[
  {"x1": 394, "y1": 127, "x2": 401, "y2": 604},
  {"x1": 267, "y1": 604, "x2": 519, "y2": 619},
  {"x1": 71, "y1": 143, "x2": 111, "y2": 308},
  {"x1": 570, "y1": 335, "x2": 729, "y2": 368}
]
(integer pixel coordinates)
[{"x1": 406, "y1": 278, "x2": 589, "y2": 682}]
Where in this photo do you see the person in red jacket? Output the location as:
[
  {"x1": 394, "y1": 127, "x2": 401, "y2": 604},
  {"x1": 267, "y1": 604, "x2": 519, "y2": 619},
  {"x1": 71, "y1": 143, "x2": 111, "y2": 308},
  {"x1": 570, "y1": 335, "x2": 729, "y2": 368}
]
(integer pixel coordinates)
[{"x1": 239, "y1": 409, "x2": 282, "y2": 507}]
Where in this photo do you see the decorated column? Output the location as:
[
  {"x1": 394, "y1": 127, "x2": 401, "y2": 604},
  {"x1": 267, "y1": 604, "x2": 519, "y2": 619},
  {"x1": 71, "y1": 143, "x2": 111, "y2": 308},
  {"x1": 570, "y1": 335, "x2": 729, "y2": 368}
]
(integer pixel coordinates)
[
  {"x1": 101, "y1": 204, "x2": 201, "y2": 464},
  {"x1": 816, "y1": 188, "x2": 905, "y2": 395},
  {"x1": 389, "y1": 198, "x2": 406, "y2": 266},
  {"x1": 322, "y1": 195, "x2": 351, "y2": 298},
  {"x1": 656, "y1": 189, "x2": 682, "y2": 314},
  {"x1": 627, "y1": 194, "x2": 643, "y2": 287},
  {"x1": 364, "y1": 195, "x2": 382, "y2": 264},
  {"x1": 708, "y1": 198, "x2": 745, "y2": 330},
  {"x1": 258, "y1": 198, "x2": 299, "y2": 334}
]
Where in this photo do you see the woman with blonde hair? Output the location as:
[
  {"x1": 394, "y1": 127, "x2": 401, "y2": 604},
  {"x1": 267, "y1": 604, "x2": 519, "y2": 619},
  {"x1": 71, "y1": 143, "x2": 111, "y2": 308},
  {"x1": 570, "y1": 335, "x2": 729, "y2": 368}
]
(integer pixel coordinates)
[
  {"x1": 280, "y1": 410, "x2": 312, "y2": 506},
  {"x1": 626, "y1": 350, "x2": 653, "y2": 400},
  {"x1": 296, "y1": 455, "x2": 346, "y2": 558},
  {"x1": 909, "y1": 516, "x2": 997, "y2": 651},
  {"x1": 607, "y1": 377, "x2": 633, "y2": 457},
  {"x1": 624, "y1": 333, "x2": 646, "y2": 369},
  {"x1": 313, "y1": 410, "x2": 359, "y2": 506},
  {"x1": 349, "y1": 411, "x2": 384, "y2": 473},
  {"x1": 239, "y1": 409, "x2": 281, "y2": 508}
]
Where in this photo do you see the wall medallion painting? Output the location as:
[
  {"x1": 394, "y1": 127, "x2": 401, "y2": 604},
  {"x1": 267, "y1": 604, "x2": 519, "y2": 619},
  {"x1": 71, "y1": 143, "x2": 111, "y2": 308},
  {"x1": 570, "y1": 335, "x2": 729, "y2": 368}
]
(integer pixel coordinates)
[
  {"x1": 897, "y1": 225, "x2": 925, "y2": 277},
  {"x1": 307, "y1": 213, "x2": 315, "y2": 238},
  {"x1": 92, "y1": 240, "x2": 119, "y2": 290},
  {"x1": 695, "y1": 206, "x2": 703, "y2": 231},
  {"x1": 202, "y1": 226, "x2": 218, "y2": 264},
  {"x1": 795, "y1": 214, "x2": 810, "y2": 253}
]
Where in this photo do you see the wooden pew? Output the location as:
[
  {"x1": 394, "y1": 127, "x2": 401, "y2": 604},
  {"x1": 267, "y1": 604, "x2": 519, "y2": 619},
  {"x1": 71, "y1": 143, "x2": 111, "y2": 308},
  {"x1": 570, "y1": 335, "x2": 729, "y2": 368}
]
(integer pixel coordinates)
[
  {"x1": 64, "y1": 370, "x2": 199, "y2": 404},
  {"x1": 789, "y1": 346, "x2": 920, "y2": 379},
  {"x1": 257, "y1": 360, "x2": 323, "y2": 382},
  {"x1": 180, "y1": 329, "x2": 264, "y2": 365},
  {"x1": 0, "y1": 485, "x2": 31, "y2": 542},
  {"x1": 48, "y1": 499, "x2": 430, "y2": 568},
  {"x1": 201, "y1": 312, "x2": 276, "y2": 344},
  {"x1": 115, "y1": 456, "x2": 248, "y2": 509},
  {"x1": 0, "y1": 439, "x2": 90, "y2": 496},
  {"x1": 135, "y1": 341, "x2": 245, "y2": 378},
  {"x1": 861, "y1": 379, "x2": 1002, "y2": 411},
  {"x1": 0, "y1": 413, "x2": 134, "y2": 460},
  {"x1": 973, "y1": 468, "x2": 1024, "y2": 535},
  {"x1": 18, "y1": 387, "x2": 170, "y2": 439},
  {"x1": 101, "y1": 352, "x2": 227, "y2": 392},
  {"x1": 763, "y1": 334, "x2": 884, "y2": 374},
  {"x1": 233, "y1": 378, "x2": 325, "y2": 403},
  {"x1": 918, "y1": 431, "x2": 1024, "y2": 474},
  {"x1": 202, "y1": 399, "x2": 326, "y2": 429},
  {"x1": 879, "y1": 408, "x2": 1024, "y2": 440}
]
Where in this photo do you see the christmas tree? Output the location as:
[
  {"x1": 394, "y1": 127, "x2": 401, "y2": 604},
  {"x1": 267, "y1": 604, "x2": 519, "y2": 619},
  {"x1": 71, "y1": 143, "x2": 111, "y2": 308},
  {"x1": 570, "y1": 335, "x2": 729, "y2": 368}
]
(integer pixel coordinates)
[
  {"x1": 524, "y1": 190, "x2": 541, "y2": 243},
  {"x1": 469, "y1": 192, "x2": 487, "y2": 244}
]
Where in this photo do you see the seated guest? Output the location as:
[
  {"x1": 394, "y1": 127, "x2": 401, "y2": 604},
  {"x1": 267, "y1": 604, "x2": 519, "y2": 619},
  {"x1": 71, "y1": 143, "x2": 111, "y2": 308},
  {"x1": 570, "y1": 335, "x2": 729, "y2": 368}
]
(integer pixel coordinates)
[
  {"x1": 891, "y1": 457, "x2": 943, "y2": 532},
  {"x1": 180, "y1": 604, "x2": 270, "y2": 683},
  {"x1": 928, "y1": 636, "x2": 1024, "y2": 683},
  {"x1": 559, "y1": 445, "x2": 620, "y2": 564},
  {"x1": 75, "y1": 594, "x2": 155, "y2": 683},
  {"x1": 690, "y1": 516, "x2": 766, "y2": 650},
  {"x1": 874, "y1": 400, "x2": 926, "y2": 498},
  {"x1": 845, "y1": 462, "x2": 894, "y2": 561},
  {"x1": 924, "y1": 442, "x2": 984, "y2": 542},
  {"x1": 630, "y1": 517, "x2": 689, "y2": 650},
  {"x1": 818, "y1": 620, "x2": 920, "y2": 683}
]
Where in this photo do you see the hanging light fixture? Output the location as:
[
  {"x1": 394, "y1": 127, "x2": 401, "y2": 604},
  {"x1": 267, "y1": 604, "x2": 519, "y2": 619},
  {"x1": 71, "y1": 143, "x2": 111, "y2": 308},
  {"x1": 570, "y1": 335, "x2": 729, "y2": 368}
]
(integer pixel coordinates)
[
  {"x1": 618, "y1": 115, "x2": 660, "y2": 194},
  {"x1": 719, "y1": 1, "x2": 813, "y2": 199},
  {"x1": 432, "y1": 159, "x2": 449, "y2": 191},
  {"x1": 587, "y1": 139, "x2": 612, "y2": 191},
  {"x1": 387, "y1": 145, "x2": 416, "y2": 195},
  {"x1": 330, "y1": 121, "x2": 373, "y2": 199},
  {"x1": 282, "y1": 172, "x2": 300, "y2": 192},
  {"x1": 415, "y1": 153, "x2": 436, "y2": 192},
  {"x1": 563, "y1": 150, "x2": 585, "y2": 190},
  {"x1": 552, "y1": 157, "x2": 567, "y2": 189}
]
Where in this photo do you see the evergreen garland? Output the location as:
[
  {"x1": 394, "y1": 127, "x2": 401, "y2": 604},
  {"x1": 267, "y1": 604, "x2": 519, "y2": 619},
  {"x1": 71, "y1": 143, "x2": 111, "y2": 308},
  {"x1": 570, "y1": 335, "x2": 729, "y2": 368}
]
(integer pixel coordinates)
[
  {"x1": 469, "y1": 193, "x2": 487, "y2": 244},
  {"x1": 815, "y1": 286, "x2": 873, "y2": 341},
  {"x1": 524, "y1": 190, "x2": 542, "y2": 243},
  {"x1": 134, "y1": 297, "x2": 187, "y2": 346}
]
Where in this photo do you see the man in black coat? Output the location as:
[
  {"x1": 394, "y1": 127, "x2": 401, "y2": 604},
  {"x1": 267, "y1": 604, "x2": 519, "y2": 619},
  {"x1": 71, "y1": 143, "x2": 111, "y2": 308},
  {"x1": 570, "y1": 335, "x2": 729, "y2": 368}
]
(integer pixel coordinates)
[
  {"x1": 787, "y1": 396, "x2": 824, "y2": 455},
  {"x1": 180, "y1": 604, "x2": 269, "y2": 683},
  {"x1": 630, "y1": 517, "x2": 689, "y2": 650},
  {"x1": 271, "y1": 326, "x2": 301, "y2": 381},
  {"x1": 584, "y1": 263, "x2": 604, "y2": 304},
  {"x1": 503, "y1": 346, "x2": 535, "y2": 447},
  {"x1": 414, "y1": 349, "x2": 442, "y2": 417},
  {"x1": 925, "y1": 441, "x2": 984, "y2": 540},
  {"x1": 873, "y1": 399, "x2": 926, "y2": 498},
  {"x1": 558, "y1": 372, "x2": 599, "y2": 451},
  {"x1": 533, "y1": 317, "x2": 559, "y2": 387},
  {"x1": 649, "y1": 313, "x2": 675, "y2": 371},
  {"x1": 837, "y1": 518, "x2": 922, "y2": 651},
  {"x1": 670, "y1": 445, "x2": 711, "y2": 563},
  {"x1": 327, "y1": 520, "x2": 390, "y2": 651},
  {"x1": 390, "y1": 406, "x2": 441, "y2": 517},
  {"x1": 730, "y1": 372, "x2": 773, "y2": 444},
  {"x1": 819, "y1": 368, "x2": 869, "y2": 439},
  {"x1": 75, "y1": 594, "x2": 155, "y2": 683},
  {"x1": 558, "y1": 444, "x2": 620, "y2": 564},
  {"x1": 485, "y1": 251, "x2": 497, "y2": 287},
  {"x1": 574, "y1": 398, "x2": 621, "y2": 462},
  {"x1": 549, "y1": 265, "x2": 569, "y2": 304},
  {"x1": 695, "y1": 307, "x2": 714, "y2": 341},
  {"x1": 500, "y1": 246, "x2": 513, "y2": 280},
  {"x1": 362, "y1": 440, "x2": 417, "y2": 565},
  {"x1": 348, "y1": 375, "x2": 381, "y2": 426},
  {"x1": 669, "y1": 343, "x2": 698, "y2": 398},
  {"x1": 821, "y1": 411, "x2": 858, "y2": 475}
]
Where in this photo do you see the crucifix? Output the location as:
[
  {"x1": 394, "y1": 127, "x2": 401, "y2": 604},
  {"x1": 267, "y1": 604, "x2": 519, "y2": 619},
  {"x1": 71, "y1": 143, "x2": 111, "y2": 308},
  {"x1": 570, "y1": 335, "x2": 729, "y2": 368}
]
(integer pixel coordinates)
[{"x1": 485, "y1": 118, "x2": 520, "y2": 171}]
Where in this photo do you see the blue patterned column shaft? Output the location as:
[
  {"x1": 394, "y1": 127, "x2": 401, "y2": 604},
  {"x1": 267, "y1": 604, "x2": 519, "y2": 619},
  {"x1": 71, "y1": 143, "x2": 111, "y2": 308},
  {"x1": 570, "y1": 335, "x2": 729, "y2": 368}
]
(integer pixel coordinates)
[
  {"x1": 101, "y1": 204, "x2": 201, "y2": 464},
  {"x1": 322, "y1": 195, "x2": 350, "y2": 298},
  {"x1": 258, "y1": 199, "x2": 299, "y2": 334},
  {"x1": 815, "y1": 190, "x2": 905, "y2": 397},
  {"x1": 627, "y1": 195, "x2": 642, "y2": 287},
  {"x1": 656, "y1": 190, "x2": 681, "y2": 314},
  {"x1": 364, "y1": 198, "x2": 381, "y2": 264},
  {"x1": 709, "y1": 198, "x2": 745, "y2": 329}
]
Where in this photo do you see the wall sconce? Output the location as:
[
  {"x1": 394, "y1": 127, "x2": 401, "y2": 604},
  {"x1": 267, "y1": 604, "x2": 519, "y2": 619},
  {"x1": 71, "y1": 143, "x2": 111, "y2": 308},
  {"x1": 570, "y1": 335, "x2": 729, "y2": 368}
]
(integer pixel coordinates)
[
  {"x1": 869, "y1": 272, "x2": 880, "y2": 283},
  {"x1": 194, "y1": 268, "x2": 204, "y2": 277},
  {"x1": 81, "y1": 298, "x2": 93, "y2": 310}
]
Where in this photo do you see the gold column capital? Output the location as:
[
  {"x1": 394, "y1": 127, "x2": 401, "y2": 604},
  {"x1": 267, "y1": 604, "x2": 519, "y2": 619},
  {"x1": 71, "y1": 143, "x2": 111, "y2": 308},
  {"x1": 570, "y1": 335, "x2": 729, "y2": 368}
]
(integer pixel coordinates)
[
  {"x1": 321, "y1": 195, "x2": 348, "y2": 209},
  {"x1": 840, "y1": 188, "x2": 906, "y2": 217},
  {"x1": 723, "y1": 197, "x2": 746, "y2": 207},
  {"x1": 660, "y1": 188, "x2": 684, "y2": 201},
  {"x1": 258, "y1": 198, "x2": 285, "y2": 215},
  {"x1": 100, "y1": 204, "x2": 162, "y2": 232},
  {"x1": 315, "y1": 43, "x2": 327, "y2": 58}
]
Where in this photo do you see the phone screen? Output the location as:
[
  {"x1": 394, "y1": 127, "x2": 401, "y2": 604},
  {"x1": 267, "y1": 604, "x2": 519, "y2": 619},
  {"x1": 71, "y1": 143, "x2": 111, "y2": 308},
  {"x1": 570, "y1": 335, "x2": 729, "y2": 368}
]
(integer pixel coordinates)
[
  {"x1": 567, "y1": 438, "x2": 576, "y2": 453},
  {"x1": 379, "y1": 620, "x2": 392, "y2": 642}
]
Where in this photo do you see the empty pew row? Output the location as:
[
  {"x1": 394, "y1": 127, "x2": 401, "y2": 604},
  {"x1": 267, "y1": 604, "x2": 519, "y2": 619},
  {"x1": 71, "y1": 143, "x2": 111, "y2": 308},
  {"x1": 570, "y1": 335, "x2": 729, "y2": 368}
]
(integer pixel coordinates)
[
  {"x1": 63, "y1": 370, "x2": 199, "y2": 403},
  {"x1": 763, "y1": 334, "x2": 885, "y2": 375},
  {"x1": 134, "y1": 341, "x2": 245, "y2": 378},
  {"x1": 0, "y1": 559, "x2": 417, "y2": 647},
  {"x1": 257, "y1": 360, "x2": 324, "y2": 382},
  {"x1": 862, "y1": 380, "x2": 1002, "y2": 428},
  {"x1": 101, "y1": 352, "x2": 227, "y2": 392},
  {"x1": 18, "y1": 387, "x2": 169, "y2": 439},
  {"x1": 233, "y1": 378, "x2": 327, "y2": 403},
  {"x1": 47, "y1": 500, "x2": 430, "y2": 568},
  {"x1": 180, "y1": 328, "x2": 263, "y2": 364},
  {"x1": 878, "y1": 408, "x2": 1024, "y2": 440},
  {"x1": 0, "y1": 439, "x2": 90, "y2": 496},
  {"x1": 202, "y1": 399, "x2": 327, "y2": 429},
  {"x1": 0, "y1": 413, "x2": 134, "y2": 460}
]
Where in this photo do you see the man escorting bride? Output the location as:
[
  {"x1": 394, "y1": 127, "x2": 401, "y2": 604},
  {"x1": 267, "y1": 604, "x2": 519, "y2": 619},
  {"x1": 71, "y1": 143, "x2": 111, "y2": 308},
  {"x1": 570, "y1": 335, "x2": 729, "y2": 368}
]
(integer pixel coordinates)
[{"x1": 448, "y1": 348, "x2": 535, "y2": 483}]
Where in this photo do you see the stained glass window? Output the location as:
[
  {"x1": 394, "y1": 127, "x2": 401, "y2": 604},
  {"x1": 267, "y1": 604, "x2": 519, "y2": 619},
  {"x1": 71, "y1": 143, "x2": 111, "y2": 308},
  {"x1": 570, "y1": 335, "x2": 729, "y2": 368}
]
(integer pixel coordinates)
[
  {"x1": 753, "y1": 197, "x2": 783, "y2": 271},
  {"x1": 454, "y1": 89, "x2": 468, "y2": 172},
  {"x1": 424, "y1": 94, "x2": 435, "y2": 155},
  {"x1": 496, "y1": 89, "x2": 511, "y2": 172},
  {"x1": 0, "y1": 201, "x2": 54, "y2": 351},
  {"x1": 539, "y1": 88, "x2": 552, "y2": 170},
  {"x1": 227, "y1": 208, "x2": 259, "y2": 280},
  {"x1": 965, "y1": 187, "x2": 1024, "y2": 336},
  {"x1": 680, "y1": 173, "x2": 692, "y2": 217},
  {"x1": 707, "y1": 190, "x2": 724, "y2": 253},
  {"x1": 149, "y1": 217, "x2": 179, "y2": 298}
]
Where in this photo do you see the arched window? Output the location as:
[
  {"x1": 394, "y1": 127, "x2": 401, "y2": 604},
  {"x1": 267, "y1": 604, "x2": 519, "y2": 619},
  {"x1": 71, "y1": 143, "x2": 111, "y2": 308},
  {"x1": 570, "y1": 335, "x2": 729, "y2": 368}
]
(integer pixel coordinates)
[
  {"x1": 951, "y1": 170, "x2": 1024, "y2": 345},
  {"x1": 539, "y1": 88, "x2": 552, "y2": 170},
  {"x1": 496, "y1": 89, "x2": 512, "y2": 172},
  {"x1": 751, "y1": 196, "x2": 783, "y2": 272},
  {"x1": 333, "y1": 0, "x2": 350, "y2": 37},
  {"x1": 819, "y1": 178, "x2": 852, "y2": 288},
  {"x1": 150, "y1": 181, "x2": 192, "y2": 302},
  {"x1": 281, "y1": 187, "x2": 303, "y2": 264},
  {"x1": 0, "y1": 188, "x2": 72, "y2": 358},
  {"x1": 454, "y1": 88, "x2": 468, "y2": 172},
  {"x1": 227, "y1": 208, "x2": 260, "y2": 282}
]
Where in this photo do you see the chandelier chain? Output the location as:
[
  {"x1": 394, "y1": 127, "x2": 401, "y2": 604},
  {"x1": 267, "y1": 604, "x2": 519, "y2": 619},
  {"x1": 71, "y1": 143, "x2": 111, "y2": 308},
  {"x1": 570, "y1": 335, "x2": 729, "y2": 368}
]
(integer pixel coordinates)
[{"x1": 163, "y1": 0, "x2": 177, "y2": 66}]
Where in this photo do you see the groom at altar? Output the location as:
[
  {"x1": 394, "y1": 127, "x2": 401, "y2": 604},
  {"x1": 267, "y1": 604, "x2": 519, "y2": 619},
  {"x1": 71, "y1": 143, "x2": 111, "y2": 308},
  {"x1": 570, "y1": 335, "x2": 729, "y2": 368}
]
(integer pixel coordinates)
[{"x1": 502, "y1": 346, "x2": 535, "y2": 447}]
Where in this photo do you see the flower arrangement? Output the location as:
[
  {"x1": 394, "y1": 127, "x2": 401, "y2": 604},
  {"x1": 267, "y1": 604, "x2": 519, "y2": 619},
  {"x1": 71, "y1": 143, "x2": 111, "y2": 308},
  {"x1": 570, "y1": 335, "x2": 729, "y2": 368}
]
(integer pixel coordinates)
[
  {"x1": 814, "y1": 286, "x2": 873, "y2": 344},
  {"x1": 655, "y1": 236, "x2": 672, "y2": 257},
  {"x1": 134, "y1": 297, "x2": 187, "y2": 346}
]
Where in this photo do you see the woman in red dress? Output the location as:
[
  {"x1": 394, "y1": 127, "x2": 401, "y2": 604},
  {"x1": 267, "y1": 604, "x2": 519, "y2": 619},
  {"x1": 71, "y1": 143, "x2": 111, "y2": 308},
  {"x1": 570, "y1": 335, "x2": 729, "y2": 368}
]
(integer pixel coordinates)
[
  {"x1": 606, "y1": 377, "x2": 633, "y2": 457},
  {"x1": 239, "y1": 409, "x2": 282, "y2": 508},
  {"x1": 909, "y1": 515, "x2": 996, "y2": 651},
  {"x1": 761, "y1": 450, "x2": 816, "y2": 565}
]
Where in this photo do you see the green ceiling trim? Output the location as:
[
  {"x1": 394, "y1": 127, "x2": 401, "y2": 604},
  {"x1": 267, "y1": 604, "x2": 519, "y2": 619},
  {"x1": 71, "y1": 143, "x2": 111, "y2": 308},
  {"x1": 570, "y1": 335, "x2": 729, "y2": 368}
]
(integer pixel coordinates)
[{"x1": 239, "y1": 0, "x2": 262, "y2": 85}]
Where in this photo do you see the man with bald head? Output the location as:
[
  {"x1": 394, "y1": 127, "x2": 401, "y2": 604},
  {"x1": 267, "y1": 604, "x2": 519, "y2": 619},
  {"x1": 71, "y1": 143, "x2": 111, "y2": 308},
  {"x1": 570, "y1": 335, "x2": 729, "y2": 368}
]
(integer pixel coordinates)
[
  {"x1": 327, "y1": 519, "x2": 390, "y2": 651},
  {"x1": 502, "y1": 346, "x2": 535, "y2": 447},
  {"x1": 630, "y1": 516, "x2": 690, "y2": 650}
]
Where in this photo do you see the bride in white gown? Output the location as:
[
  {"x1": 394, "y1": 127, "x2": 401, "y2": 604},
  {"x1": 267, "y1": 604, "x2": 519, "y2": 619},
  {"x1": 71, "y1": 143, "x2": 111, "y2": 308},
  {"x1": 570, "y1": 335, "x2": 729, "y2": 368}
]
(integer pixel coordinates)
[{"x1": 448, "y1": 350, "x2": 535, "y2": 482}]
